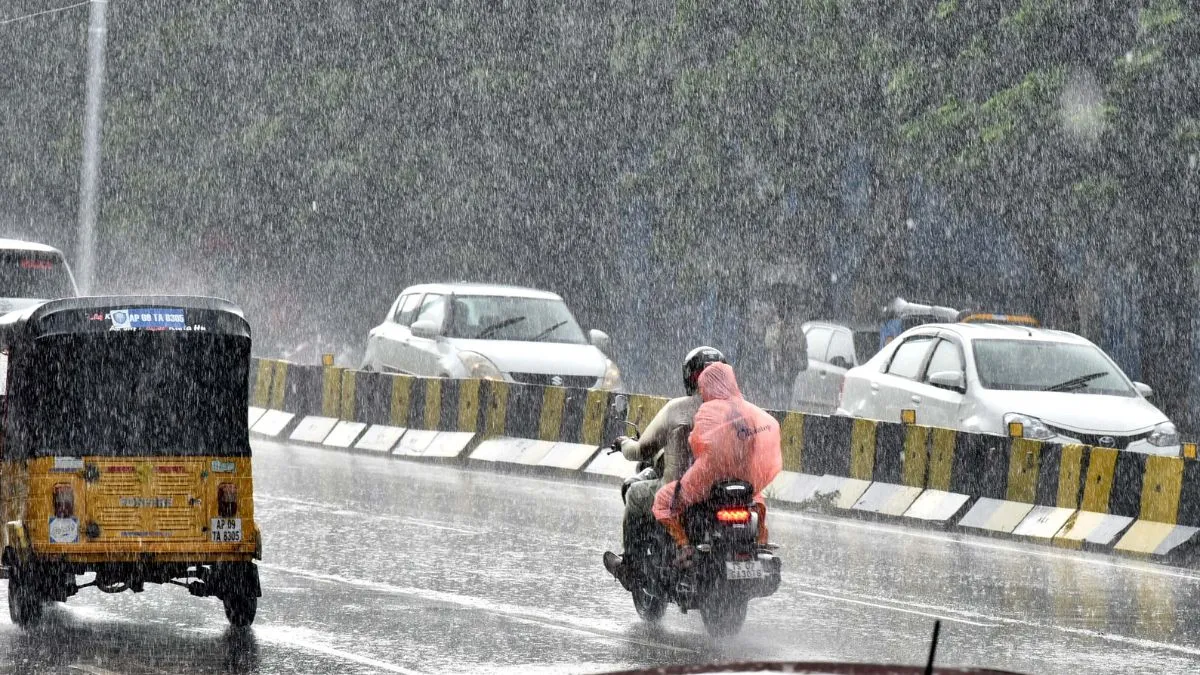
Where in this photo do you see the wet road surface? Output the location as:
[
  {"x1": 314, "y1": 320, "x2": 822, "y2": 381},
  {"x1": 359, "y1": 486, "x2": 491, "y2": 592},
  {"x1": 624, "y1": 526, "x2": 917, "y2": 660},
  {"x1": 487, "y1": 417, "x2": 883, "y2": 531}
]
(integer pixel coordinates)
[{"x1": 4, "y1": 439, "x2": 1200, "y2": 673}]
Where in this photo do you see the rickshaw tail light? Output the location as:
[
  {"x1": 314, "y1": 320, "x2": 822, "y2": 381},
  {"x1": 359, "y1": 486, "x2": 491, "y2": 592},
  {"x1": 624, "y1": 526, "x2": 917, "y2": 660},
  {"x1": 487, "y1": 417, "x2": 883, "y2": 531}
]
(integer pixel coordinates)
[
  {"x1": 53, "y1": 483, "x2": 75, "y2": 519},
  {"x1": 217, "y1": 483, "x2": 238, "y2": 518}
]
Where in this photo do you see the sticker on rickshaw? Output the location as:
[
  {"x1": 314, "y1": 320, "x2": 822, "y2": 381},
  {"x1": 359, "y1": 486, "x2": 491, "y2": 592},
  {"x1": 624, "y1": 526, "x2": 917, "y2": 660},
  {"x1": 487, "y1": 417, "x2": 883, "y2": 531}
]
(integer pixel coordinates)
[
  {"x1": 119, "y1": 497, "x2": 173, "y2": 508},
  {"x1": 52, "y1": 456, "x2": 84, "y2": 472},
  {"x1": 211, "y1": 460, "x2": 235, "y2": 473},
  {"x1": 108, "y1": 308, "x2": 186, "y2": 331},
  {"x1": 48, "y1": 517, "x2": 79, "y2": 543}
]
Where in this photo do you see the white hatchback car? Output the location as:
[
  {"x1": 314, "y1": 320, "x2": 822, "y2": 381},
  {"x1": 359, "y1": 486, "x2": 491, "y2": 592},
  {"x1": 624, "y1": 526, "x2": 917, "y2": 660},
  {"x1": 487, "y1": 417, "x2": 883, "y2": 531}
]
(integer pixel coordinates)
[
  {"x1": 837, "y1": 322, "x2": 1181, "y2": 455},
  {"x1": 362, "y1": 283, "x2": 623, "y2": 390}
]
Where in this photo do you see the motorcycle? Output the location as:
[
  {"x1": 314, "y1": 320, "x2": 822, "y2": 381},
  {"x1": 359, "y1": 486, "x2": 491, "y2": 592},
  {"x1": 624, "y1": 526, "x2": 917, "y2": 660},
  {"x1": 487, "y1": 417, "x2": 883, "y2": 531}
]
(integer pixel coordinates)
[{"x1": 607, "y1": 396, "x2": 782, "y2": 638}]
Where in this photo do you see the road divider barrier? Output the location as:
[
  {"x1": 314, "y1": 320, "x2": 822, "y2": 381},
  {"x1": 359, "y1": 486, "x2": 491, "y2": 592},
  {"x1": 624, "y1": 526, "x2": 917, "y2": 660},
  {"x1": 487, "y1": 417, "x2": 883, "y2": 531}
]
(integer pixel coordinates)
[{"x1": 248, "y1": 358, "x2": 1200, "y2": 566}]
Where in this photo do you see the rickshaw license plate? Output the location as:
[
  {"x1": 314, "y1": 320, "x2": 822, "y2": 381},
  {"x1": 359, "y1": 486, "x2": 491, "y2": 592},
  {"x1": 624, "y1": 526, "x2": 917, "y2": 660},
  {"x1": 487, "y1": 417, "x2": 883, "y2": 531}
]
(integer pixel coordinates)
[
  {"x1": 725, "y1": 560, "x2": 767, "y2": 580},
  {"x1": 210, "y1": 518, "x2": 242, "y2": 543}
]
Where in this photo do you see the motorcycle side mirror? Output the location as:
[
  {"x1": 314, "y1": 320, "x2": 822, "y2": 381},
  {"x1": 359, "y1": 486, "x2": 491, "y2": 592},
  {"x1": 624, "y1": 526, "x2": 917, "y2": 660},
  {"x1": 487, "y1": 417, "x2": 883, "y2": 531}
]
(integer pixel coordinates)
[{"x1": 611, "y1": 393, "x2": 629, "y2": 417}]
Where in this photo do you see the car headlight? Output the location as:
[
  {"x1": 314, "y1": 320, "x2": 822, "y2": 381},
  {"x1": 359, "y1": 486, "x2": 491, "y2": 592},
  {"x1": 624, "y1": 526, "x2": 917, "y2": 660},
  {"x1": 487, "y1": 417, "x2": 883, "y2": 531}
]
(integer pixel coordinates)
[
  {"x1": 458, "y1": 351, "x2": 504, "y2": 381},
  {"x1": 600, "y1": 359, "x2": 623, "y2": 391},
  {"x1": 1002, "y1": 413, "x2": 1056, "y2": 441},
  {"x1": 1148, "y1": 421, "x2": 1180, "y2": 448}
]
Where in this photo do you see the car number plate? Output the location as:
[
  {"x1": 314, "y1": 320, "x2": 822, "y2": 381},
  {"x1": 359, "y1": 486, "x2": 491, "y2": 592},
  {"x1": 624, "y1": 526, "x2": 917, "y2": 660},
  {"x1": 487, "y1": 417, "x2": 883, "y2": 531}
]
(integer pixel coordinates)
[
  {"x1": 210, "y1": 518, "x2": 242, "y2": 543},
  {"x1": 725, "y1": 560, "x2": 767, "y2": 580}
]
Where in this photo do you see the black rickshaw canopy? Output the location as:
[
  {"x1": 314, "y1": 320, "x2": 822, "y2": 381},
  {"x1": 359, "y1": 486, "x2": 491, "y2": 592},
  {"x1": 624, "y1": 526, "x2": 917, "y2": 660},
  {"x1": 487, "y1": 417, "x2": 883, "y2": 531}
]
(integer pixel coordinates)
[{"x1": 0, "y1": 296, "x2": 252, "y2": 460}]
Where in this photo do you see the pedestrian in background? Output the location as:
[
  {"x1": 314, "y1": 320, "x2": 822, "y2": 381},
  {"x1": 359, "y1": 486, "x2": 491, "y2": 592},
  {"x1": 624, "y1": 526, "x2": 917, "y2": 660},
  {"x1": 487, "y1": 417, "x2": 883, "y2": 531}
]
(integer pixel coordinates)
[{"x1": 765, "y1": 285, "x2": 807, "y2": 411}]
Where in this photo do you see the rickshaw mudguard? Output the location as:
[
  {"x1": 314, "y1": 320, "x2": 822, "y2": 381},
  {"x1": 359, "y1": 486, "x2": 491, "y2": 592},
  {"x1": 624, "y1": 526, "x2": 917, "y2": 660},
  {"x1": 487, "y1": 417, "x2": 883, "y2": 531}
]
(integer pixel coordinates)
[
  {"x1": 3, "y1": 520, "x2": 32, "y2": 569},
  {"x1": 252, "y1": 522, "x2": 263, "y2": 560}
]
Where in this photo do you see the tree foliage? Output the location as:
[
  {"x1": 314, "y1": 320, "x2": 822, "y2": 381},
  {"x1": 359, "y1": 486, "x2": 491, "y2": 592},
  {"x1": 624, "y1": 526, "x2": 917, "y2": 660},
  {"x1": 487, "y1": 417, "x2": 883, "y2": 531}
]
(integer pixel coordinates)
[{"x1": 0, "y1": 0, "x2": 1196, "y2": 415}]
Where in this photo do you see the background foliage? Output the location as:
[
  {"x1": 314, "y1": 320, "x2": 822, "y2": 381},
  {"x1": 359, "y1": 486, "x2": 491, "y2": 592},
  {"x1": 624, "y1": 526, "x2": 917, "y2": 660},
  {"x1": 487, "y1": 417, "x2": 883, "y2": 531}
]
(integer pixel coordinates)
[{"x1": 0, "y1": 1, "x2": 1196, "y2": 421}]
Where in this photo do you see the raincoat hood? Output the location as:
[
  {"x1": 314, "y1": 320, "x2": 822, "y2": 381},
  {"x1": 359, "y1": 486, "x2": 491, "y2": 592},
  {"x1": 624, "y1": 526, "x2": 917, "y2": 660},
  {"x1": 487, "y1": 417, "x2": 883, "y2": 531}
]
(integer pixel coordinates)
[
  {"x1": 697, "y1": 362, "x2": 742, "y2": 402},
  {"x1": 654, "y1": 367, "x2": 784, "y2": 523}
]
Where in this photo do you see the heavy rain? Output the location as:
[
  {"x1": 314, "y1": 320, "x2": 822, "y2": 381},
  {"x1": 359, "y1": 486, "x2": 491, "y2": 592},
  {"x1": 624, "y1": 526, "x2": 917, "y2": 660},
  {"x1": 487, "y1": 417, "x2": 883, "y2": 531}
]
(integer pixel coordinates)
[{"x1": 2, "y1": 1, "x2": 1200, "y2": 674}]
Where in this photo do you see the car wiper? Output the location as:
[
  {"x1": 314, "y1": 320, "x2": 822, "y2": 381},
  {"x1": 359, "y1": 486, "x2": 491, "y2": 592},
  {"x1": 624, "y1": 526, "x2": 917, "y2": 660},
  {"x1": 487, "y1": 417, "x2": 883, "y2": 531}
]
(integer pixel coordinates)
[
  {"x1": 530, "y1": 320, "x2": 568, "y2": 342},
  {"x1": 1045, "y1": 371, "x2": 1108, "y2": 392},
  {"x1": 474, "y1": 316, "x2": 526, "y2": 339}
]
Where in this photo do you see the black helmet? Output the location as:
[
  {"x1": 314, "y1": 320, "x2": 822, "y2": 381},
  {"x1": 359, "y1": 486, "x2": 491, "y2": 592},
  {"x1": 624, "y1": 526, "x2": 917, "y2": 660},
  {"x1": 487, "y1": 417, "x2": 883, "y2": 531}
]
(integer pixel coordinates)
[{"x1": 683, "y1": 346, "x2": 727, "y2": 396}]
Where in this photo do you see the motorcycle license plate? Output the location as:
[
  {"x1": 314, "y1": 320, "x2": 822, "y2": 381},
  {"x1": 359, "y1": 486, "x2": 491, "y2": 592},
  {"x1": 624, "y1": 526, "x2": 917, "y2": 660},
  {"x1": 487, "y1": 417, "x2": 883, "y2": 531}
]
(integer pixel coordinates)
[
  {"x1": 210, "y1": 518, "x2": 242, "y2": 543},
  {"x1": 725, "y1": 560, "x2": 767, "y2": 580}
]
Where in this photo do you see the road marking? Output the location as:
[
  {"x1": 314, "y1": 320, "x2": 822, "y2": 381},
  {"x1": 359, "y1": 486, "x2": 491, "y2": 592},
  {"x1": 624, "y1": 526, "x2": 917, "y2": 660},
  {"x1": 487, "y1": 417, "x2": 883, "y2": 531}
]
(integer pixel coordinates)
[
  {"x1": 276, "y1": 446, "x2": 1200, "y2": 583},
  {"x1": 780, "y1": 510, "x2": 1200, "y2": 583},
  {"x1": 254, "y1": 624, "x2": 427, "y2": 675},
  {"x1": 69, "y1": 666, "x2": 126, "y2": 675},
  {"x1": 789, "y1": 587, "x2": 999, "y2": 627},
  {"x1": 59, "y1": 600, "x2": 424, "y2": 675},
  {"x1": 785, "y1": 580, "x2": 1200, "y2": 658},
  {"x1": 257, "y1": 441, "x2": 1200, "y2": 657},
  {"x1": 256, "y1": 493, "x2": 484, "y2": 535},
  {"x1": 261, "y1": 563, "x2": 698, "y2": 654}
]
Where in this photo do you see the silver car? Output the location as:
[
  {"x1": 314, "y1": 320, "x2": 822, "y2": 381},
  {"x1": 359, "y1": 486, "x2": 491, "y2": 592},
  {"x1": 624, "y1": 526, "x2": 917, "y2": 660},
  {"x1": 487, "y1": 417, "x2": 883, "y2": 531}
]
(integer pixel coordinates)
[
  {"x1": 837, "y1": 322, "x2": 1180, "y2": 455},
  {"x1": 362, "y1": 282, "x2": 623, "y2": 390},
  {"x1": 789, "y1": 321, "x2": 880, "y2": 415}
]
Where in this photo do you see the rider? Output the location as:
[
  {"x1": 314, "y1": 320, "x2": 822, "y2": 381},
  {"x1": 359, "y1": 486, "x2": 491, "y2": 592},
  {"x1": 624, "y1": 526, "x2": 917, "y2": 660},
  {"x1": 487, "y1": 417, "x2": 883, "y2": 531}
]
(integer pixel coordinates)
[
  {"x1": 602, "y1": 346, "x2": 727, "y2": 589},
  {"x1": 653, "y1": 361, "x2": 782, "y2": 557}
]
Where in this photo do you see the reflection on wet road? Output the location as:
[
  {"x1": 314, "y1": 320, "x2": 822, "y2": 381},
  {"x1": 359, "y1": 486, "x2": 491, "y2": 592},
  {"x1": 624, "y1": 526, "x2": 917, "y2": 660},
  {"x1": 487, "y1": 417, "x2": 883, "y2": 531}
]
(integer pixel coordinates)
[{"x1": 4, "y1": 439, "x2": 1200, "y2": 674}]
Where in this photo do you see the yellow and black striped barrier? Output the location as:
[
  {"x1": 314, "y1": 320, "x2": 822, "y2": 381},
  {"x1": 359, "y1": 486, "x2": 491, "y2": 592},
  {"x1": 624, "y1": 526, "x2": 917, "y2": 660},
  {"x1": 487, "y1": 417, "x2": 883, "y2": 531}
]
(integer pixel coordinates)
[{"x1": 250, "y1": 362, "x2": 1200, "y2": 562}]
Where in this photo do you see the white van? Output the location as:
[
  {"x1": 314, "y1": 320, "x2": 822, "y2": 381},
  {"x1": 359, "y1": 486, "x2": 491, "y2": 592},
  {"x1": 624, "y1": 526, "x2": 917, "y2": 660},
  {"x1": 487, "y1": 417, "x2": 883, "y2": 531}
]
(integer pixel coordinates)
[{"x1": 0, "y1": 239, "x2": 80, "y2": 313}]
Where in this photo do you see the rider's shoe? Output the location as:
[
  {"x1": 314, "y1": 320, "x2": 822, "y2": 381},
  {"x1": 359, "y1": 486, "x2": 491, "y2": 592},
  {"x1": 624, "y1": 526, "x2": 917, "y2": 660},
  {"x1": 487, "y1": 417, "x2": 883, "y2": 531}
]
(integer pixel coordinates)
[{"x1": 603, "y1": 551, "x2": 635, "y2": 591}]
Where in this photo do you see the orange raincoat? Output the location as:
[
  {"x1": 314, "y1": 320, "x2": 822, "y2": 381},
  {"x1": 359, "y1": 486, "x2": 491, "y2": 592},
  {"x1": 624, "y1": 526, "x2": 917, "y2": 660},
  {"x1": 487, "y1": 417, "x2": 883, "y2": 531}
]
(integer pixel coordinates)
[{"x1": 653, "y1": 362, "x2": 783, "y2": 547}]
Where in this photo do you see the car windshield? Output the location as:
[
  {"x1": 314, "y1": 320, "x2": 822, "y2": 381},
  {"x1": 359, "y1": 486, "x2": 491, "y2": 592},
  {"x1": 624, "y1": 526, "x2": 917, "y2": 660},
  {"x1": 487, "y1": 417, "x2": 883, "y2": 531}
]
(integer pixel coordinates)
[
  {"x1": 448, "y1": 295, "x2": 587, "y2": 344},
  {"x1": 10, "y1": 333, "x2": 252, "y2": 457},
  {"x1": 0, "y1": 250, "x2": 75, "y2": 300},
  {"x1": 973, "y1": 339, "x2": 1135, "y2": 396}
]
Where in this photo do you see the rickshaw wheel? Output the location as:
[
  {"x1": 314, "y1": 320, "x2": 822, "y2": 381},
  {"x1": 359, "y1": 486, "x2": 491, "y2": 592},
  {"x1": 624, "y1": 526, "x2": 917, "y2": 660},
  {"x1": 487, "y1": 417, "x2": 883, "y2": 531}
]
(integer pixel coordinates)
[
  {"x1": 223, "y1": 593, "x2": 257, "y2": 627},
  {"x1": 7, "y1": 570, "x2": 44, "y2": 628}
]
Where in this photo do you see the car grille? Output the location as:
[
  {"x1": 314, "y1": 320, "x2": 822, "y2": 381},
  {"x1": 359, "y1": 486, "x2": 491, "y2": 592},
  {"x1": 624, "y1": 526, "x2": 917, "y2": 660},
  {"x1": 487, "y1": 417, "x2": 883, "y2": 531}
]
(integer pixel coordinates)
[
  {"x1": 1046, "y1": 425, "x2": 1151, "y2": 449},
  {"x1": 509, "y1": 372, "x2": 596, "y2": 389}
]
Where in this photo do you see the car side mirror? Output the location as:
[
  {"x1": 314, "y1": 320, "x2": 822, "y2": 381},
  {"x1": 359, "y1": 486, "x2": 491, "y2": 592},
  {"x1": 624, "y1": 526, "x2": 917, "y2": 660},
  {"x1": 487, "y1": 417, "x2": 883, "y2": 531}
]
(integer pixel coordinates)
[
  {"x1": 411, "y1": 319, "x2": 440, "y2": 340},
  {"x1": 1134, "y1": 381, "x2": 1154, "y2": 398},
  {"x1": 589, "y1": 329, "x2": 611, "y2": 353},
  {"x1": 829, "y1": 356, "x2": 852, "y2": 370},
  {"x1": 928, "y1": 370, "x2": 966, "y2": 394}
]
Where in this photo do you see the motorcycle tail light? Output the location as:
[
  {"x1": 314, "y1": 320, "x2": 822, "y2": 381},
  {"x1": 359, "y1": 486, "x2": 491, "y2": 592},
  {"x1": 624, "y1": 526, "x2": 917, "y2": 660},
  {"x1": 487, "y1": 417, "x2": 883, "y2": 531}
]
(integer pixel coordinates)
[
  {"x1": 53, "y1": 483, "x2": 75, "y2": 519},
  {"x1": 217, "y1": 483, "x2": 238, "y2": 518},
  {"x1": 716, "y1": 507, "x2": 751, "y2": 524}
]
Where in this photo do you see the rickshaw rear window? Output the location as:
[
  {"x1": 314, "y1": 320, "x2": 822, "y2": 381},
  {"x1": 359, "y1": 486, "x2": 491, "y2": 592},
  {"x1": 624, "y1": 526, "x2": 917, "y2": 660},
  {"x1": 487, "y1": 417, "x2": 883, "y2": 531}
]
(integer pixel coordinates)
[{"x1": 8, "y1": 332, "x2": 250, "y2": 458}]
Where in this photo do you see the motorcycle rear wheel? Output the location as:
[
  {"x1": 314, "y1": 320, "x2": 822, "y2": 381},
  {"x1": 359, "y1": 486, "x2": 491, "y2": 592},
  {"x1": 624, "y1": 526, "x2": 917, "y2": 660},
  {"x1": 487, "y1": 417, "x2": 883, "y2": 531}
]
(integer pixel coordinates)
[
  {"x1": 631, "y1": 586, "x2": 666, "y2": 623},
  {"x1": 700, "y1": 594, "x2": 747, "y2": 638}
]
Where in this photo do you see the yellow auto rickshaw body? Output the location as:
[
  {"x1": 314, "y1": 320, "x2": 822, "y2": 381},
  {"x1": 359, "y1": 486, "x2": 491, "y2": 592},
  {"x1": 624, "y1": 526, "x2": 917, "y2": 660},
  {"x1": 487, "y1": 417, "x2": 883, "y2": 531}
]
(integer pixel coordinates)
[{"x1": 0, "y1": 296, "x2": 262, "y2": 628}]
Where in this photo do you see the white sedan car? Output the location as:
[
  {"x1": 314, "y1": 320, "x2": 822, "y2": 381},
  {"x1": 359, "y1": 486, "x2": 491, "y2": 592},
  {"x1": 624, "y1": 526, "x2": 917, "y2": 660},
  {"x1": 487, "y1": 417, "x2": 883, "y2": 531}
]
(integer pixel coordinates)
[
  {"x1": 362, "y1": 282, "x2": 623, "y2": 390},
  {"x1": 837, "y1": 322, "x2": 1181, "y2": 455}
]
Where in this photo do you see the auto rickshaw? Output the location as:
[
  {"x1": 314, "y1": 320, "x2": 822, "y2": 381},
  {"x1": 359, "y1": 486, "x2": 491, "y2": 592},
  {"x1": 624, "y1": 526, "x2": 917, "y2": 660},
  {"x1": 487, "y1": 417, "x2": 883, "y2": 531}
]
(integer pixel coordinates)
[{"x1": 0, "y1": 296, "x2": 262, "y2": 627}]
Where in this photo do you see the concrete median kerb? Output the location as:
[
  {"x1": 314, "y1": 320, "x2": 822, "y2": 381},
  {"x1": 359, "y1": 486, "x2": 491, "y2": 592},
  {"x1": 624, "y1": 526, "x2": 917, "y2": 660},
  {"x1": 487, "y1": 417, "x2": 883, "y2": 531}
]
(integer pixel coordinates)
[{"x1": 247, "y1": 360, "x2": 1200, "y2": 567}]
